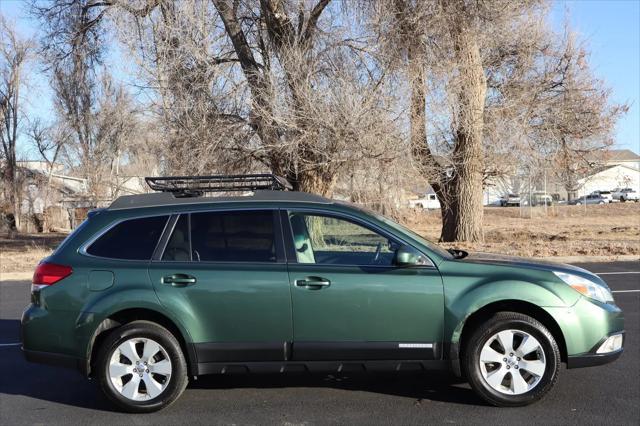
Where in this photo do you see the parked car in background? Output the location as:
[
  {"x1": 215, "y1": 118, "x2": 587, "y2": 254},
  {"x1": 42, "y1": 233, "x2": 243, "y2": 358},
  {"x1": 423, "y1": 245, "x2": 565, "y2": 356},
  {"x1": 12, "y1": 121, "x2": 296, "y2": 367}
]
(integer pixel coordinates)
[
  {"x1": 408, "y1": 193, "x2": 441, "y2": 209},
  {"x1": 499, "y1": 194, "x2": 521, "y2": 207},
  {"x1": 590, "y1": 191, "x2": 613, "y2": 203},
  {"x1": 612, "y1": 188, "x2": 639, "y2": 202},
  {"x1": 570, "y1": 194, "x2": 607, "y2": 205},
  {"x1": 527, "y1": 192, "x2": 553, "y2": 207}
]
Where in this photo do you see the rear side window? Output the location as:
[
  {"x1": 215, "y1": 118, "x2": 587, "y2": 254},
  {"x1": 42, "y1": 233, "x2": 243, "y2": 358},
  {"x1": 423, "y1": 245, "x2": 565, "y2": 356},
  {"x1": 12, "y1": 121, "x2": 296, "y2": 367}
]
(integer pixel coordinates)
[
  {"x1": 87, "y1": 216, "x2": 169, "y2": 260},
  {"x1": 189, "y1": 211, "x2": 276, "y2": 262},
  {"x1": 162, "y1": 214, "x2": 190, "y2": 261}
]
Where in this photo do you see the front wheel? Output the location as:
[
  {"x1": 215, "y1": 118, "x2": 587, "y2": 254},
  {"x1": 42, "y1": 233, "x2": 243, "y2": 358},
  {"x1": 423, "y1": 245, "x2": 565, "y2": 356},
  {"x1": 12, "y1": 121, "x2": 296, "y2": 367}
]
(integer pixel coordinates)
[
  {"x1": 463, "y1": 312, "x2": 560, "y2": 407},
  {"x1": 96, "y1": 321, "x2": 189, "y2": 413}
]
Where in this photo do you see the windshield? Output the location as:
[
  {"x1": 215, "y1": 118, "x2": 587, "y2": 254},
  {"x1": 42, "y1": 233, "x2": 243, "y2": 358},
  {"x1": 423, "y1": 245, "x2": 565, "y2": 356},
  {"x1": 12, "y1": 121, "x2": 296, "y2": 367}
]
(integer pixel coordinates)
[{"x1": 339, "y1": 202, "x2": 453, "y2": 259}]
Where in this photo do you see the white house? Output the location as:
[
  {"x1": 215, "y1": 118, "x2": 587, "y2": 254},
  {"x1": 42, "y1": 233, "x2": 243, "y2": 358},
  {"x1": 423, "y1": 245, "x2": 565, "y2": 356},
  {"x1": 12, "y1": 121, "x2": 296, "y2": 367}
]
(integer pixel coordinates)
[
  {"x1": 576, "y1": 164, "x2": 640, "y2": 197},
  {"x1": 600, "y1": 149, "x2": 640, "y2": 170}
]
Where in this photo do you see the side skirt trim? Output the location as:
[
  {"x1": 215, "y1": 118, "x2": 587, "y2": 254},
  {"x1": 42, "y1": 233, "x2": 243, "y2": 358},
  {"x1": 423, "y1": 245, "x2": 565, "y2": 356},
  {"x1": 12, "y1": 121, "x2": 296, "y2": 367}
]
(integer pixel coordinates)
[{"x1": 197, "y1": 360, "x2": 449, "y2": 375}]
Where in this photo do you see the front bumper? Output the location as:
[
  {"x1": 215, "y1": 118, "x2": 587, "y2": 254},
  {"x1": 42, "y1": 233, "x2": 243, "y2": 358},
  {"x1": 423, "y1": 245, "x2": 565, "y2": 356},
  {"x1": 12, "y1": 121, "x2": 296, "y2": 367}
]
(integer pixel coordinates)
[
  {"x1": 566, "y1": 332, "x2": 625, "y2": 368},
  {"x1": 543, "y1": 296, "x2": 624, "y2": 368}
]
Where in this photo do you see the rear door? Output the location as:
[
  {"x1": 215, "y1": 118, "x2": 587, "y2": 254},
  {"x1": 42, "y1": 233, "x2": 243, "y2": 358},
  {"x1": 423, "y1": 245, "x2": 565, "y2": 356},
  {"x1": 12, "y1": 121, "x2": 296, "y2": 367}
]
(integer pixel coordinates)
[
  {"x1": 284, "y1": 210, "x2": 444, "y2": 361},
  {"x1": 148, "y1": 209, "x2": 292, "y2": 365}
]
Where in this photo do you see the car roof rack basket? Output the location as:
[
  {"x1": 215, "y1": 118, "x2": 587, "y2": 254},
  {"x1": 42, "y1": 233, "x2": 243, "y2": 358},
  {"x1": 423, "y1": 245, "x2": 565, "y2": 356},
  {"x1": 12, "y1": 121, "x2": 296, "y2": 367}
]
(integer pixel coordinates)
[{"x1": 145, "y1": 174, "x2": 293, "y2": 197}]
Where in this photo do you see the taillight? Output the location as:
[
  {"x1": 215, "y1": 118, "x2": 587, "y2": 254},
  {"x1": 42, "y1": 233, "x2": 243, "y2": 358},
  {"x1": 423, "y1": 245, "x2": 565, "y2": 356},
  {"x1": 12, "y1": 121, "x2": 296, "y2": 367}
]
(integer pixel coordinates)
[{"x1": 32, "y1": 262, "x2": 73, "y2": 291}]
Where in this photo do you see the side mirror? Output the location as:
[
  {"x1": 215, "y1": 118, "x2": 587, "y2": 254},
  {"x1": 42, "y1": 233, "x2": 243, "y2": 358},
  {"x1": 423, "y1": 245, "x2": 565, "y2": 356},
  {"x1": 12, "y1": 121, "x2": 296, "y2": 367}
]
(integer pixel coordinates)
[{"x1": 394, "y1": 245, "x2": 430, "y2": 267}]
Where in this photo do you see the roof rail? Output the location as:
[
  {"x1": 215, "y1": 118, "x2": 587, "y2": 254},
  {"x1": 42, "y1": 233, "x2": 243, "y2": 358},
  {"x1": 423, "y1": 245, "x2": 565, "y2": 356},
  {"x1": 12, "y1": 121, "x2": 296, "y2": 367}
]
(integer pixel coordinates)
[{"x1": 145, "y1": 174, "x2": 293, "y2": 197}]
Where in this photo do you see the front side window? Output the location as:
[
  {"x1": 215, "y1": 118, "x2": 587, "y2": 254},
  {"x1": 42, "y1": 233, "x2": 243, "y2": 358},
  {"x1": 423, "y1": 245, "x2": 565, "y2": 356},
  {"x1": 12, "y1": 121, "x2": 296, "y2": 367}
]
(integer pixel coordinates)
[
  {"x1": 86, "y1": 216, "x2": 168, "y2": 260},
  {"x1": 289, "y1": 213, "x2": 397, "y2": 266},
  {"x1": 189, "y1": 210, "x2": 276, "y2": 262}
]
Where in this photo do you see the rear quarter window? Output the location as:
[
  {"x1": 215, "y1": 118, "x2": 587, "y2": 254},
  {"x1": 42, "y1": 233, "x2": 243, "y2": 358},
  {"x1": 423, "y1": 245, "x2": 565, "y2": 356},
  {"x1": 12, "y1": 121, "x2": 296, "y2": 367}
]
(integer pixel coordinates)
[{"x1": 86, "y1": 216, "x2": 169, "y2": 260}]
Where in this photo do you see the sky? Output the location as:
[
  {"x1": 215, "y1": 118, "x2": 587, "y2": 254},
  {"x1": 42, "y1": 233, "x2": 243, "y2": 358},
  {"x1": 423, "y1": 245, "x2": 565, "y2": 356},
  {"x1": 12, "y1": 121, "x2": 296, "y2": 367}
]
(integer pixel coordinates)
[
  {"x1": 1, "y1": 0, "x2": 639, "y2": 157},
  {"x1": 550, "y1": 0, "x2": 640, "y2": 153}
]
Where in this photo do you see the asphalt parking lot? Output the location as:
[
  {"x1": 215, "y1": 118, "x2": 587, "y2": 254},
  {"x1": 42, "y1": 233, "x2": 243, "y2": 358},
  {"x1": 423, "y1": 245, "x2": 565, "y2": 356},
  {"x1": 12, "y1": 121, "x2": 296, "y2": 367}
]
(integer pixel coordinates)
[{"x1": 0, "y1": 261, "x2": 638, "y2": 425}]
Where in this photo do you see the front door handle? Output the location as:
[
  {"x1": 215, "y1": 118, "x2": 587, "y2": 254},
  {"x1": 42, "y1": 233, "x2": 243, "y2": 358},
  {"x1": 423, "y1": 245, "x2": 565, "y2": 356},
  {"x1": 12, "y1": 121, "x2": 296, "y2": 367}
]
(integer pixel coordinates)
[
  {"x1": 295, "y1": 277, "x2": 331, "y2": 289},
  {"x1": 162, "y1": 274, "x2": 197, "y2": 287}
]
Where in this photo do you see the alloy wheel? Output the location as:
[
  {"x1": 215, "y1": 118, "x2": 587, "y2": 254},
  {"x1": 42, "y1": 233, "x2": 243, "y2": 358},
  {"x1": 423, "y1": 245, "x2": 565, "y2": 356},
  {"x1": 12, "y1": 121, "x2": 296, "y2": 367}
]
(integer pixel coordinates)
[
  {"x1": 108, "y1": 337, "x2": 172, "y2": 401},
  {"x1": 479, "y1": 329, "x2": 546, "y2": 395}
]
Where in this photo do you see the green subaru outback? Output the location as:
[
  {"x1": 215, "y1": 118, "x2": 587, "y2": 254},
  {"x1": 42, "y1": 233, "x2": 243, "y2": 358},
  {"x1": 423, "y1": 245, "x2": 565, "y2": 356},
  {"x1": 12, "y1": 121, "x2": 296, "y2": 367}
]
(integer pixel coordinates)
[{"x1": 21, "y1": 175, "x2": 624, "y2": 412}]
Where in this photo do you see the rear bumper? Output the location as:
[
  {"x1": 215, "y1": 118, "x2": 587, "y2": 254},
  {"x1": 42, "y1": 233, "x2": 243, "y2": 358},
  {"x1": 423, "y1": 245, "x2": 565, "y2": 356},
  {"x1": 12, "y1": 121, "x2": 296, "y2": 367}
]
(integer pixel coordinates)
[
  {"x1": 21, "y1": 303, "x2": 89, "y2": 375},
  {"x1": 22, "y1": 348, "x2": 88, "y2": 374}
]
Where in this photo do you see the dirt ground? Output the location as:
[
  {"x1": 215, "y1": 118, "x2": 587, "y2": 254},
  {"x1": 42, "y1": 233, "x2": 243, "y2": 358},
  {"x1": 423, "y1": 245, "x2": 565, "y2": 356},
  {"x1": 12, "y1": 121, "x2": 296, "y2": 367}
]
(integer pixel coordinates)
[
  {"x1": 0, "y1": 233, "x2": 66, "y2": 275},
  {"x1": 0, "y1": 203, "x2": 638, "y2": 275},
  {"x1": 407, "y1": 202, "x2": 640, "y2": 259}
]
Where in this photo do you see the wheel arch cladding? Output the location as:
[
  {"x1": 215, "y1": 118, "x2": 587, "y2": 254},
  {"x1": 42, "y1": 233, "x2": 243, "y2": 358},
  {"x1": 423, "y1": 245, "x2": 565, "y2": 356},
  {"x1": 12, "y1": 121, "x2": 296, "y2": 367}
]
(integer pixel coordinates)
[
  {"x1": 86, "y1": 308, "x2": 197, "y2": 377},
  {"x1": 449, "y1": 300, "x2": 568, "y2": 376}
]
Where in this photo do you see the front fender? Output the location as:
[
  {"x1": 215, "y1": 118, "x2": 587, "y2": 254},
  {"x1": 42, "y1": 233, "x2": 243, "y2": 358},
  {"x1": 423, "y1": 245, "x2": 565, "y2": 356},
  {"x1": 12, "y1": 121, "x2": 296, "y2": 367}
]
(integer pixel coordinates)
[{"x1": 445, "y1": 279, "x2": 579, "y2": 348}]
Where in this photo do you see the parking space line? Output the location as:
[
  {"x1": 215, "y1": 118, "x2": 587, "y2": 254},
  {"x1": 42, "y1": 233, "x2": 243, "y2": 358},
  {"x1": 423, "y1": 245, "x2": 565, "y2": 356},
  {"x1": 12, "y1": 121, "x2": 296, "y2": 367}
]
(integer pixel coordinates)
[
  {"x1": 612, "y1": 290, "x2": 640, "y2": 293},
  {"x1": 596, "y1": 272, "x2": 640, "y2": 275}
]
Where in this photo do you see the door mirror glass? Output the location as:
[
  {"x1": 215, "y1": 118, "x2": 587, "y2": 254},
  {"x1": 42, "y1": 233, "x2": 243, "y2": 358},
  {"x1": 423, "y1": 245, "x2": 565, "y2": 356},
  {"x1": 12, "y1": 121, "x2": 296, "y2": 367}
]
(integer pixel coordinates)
[{"x1": 394, "y1": 245, "x2": 430, "y2": 267}]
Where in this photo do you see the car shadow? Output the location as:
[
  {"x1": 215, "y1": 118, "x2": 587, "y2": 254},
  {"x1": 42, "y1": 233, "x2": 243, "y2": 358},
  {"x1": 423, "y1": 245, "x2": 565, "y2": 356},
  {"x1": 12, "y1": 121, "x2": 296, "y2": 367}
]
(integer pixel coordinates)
[
  {"x1": 188, "y1": 370, "x2": 486, "y2": 407},
  {"x1": 0, "y1": 318, "x2": 21, "y2": 343},
  {"x1": 1, "y1": 319, "x2": 485, "y2": 410},
  {"x1": 0, "y1": 319, "x2": 118, "y2": 412}
]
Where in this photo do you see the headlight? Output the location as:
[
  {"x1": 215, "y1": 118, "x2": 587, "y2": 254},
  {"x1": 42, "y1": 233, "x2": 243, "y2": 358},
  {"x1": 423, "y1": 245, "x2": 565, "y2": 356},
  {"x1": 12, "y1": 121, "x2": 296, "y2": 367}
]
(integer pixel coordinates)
[{"x1": 553, "y1": 271, "x2": 614, "y2": 303}]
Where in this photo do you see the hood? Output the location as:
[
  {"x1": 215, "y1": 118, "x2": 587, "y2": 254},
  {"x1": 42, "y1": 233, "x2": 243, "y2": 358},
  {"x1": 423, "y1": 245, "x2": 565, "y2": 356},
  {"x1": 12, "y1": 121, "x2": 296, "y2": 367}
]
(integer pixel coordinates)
[{"x1": 458, "y1": 252, "x2": 592, "y2": 276}]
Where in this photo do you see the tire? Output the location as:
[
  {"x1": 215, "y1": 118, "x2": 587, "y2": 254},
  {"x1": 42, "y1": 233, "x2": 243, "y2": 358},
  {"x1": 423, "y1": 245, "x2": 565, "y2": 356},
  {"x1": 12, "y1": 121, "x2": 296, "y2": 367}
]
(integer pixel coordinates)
[
  {"x1": 598, "y1": 201, "x2": 604, "y2": 205},
  {"x1": 575, "y1": 202, "x2": 581, "y2": 205},
  {"x1": 463, "y1": 312, "x2": 560, "y2": 407},
  {"x1": 96, "y1": 321, "x2": 189, "y2": 413}
]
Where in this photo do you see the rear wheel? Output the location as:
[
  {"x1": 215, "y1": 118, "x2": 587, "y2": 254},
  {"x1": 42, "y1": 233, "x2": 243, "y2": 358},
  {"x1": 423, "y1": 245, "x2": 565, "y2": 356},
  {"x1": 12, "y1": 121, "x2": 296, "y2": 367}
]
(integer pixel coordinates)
[
  {"x1": 96, "y1": 321, "x2": 188, "y2": 413},
  {"x1": 463, "y1": 312, "x2": 560, "y2": 407}
]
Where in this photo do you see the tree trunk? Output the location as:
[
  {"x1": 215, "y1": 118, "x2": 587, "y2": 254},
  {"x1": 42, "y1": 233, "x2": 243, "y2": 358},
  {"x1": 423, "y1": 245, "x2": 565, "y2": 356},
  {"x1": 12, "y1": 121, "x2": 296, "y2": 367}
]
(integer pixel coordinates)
[
  {"x1": 407, "y1": 44, "x2": 432, "y2": 175},
  {"x1": 285, "y1": 168, "x2": 336, "y2": 197},
  {"x1": 440, "y1": 25, "x2": 486, "y2": 242}
]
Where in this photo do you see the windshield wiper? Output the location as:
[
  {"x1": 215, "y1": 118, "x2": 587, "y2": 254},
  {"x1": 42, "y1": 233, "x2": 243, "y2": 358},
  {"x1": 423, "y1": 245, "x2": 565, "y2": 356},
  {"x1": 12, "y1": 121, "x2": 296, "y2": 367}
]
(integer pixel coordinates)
[{"x1": 447, "y1": 248, "x2": 469, "y2": 259}]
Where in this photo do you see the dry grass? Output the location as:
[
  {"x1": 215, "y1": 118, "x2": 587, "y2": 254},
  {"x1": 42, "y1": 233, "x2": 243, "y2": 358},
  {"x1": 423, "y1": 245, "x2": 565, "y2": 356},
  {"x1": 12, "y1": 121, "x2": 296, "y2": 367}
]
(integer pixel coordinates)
[
  {"x1": 0, "y1": 233, "x2": 66, "y2": 275},
  {"x1": 1, "y1": 203, "x2": 638, "y2": 275},
  {"x1": 405, "y1": 202, "x2": 640, "y2": 258}
]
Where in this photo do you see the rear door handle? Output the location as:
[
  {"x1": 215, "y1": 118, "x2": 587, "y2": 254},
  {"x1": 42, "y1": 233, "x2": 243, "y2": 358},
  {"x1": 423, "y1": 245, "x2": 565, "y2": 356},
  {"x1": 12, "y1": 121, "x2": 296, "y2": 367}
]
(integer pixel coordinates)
[
  {"x1": 295, "y1": 277, "x2": 331, "y2": 289},
  {"x1": 162, "y1": 274, "x2": 197, "y2": 287}
]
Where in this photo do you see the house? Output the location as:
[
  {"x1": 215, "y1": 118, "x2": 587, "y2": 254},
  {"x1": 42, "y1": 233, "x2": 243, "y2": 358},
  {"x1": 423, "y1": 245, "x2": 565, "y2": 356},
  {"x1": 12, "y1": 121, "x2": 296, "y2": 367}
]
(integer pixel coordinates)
[
  {"x1": 598, "y1": 149, "x2": 640, "y2": 170},
  {"x1": 7, "y1": 161, "x2": 149, "y2": 232},
  {"x1": 576, "y1": 164, "x2": 640, "y2": 198}
]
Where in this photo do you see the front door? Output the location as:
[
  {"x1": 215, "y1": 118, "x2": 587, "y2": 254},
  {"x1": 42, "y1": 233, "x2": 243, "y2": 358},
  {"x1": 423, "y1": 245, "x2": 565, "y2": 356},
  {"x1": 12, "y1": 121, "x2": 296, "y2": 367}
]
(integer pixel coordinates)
[
  {"x1": 148, "y1": 210, "x2": 292, "y2": 365},
  {"x1": 284, "y1": 211, "x2": 444, "y2": 361}
]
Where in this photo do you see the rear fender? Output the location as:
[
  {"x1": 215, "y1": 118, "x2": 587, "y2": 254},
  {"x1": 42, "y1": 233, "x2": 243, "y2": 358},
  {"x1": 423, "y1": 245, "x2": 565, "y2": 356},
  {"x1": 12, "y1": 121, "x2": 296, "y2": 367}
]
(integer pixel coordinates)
[{"x1": 75, "y1": 288, "x2": 195, "y2": 375}]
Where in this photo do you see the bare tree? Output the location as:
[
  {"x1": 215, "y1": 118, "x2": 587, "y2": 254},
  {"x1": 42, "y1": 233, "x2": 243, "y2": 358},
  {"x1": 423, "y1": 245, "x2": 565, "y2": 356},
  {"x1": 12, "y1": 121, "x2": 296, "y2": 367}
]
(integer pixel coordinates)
[
  {"x1": 529, "y1": 28, "x2": 628, "y2": 200},
  {"x1": 0, "y1": 15, "x2": 32, "y2": 232},
  {"x1": 26, "y1": 118, "x2": 69, "y2": 231},
  {"x1": 32, "y1": 0, "x2": 140, "y2": 202},
  {"x1": 108, "y1": 0, "x2": 397, "y2": 196}
]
